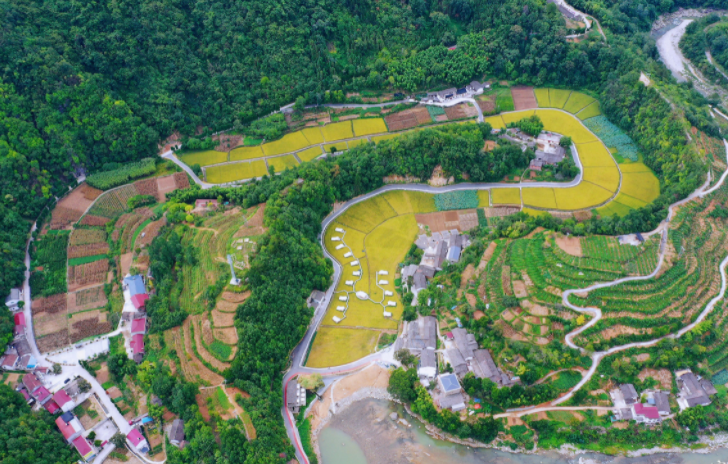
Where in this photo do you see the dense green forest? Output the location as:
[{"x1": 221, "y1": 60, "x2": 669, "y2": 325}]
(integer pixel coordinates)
[
  {"x1": 680, "y1": 14, "x2": 728, "y2": 85},
  {"x1": 1, "y1": 0, "x2": 728, "y2": 461}
]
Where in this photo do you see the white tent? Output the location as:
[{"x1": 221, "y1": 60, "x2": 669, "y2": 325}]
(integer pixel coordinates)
[
  {"x1": 331, "y1": 236, "x2": 341, "y2": 241},
  {"x1": 387, "y1": 301, "x2": 397, "y2": 307},
  {"x1": 378, "y1": 280, "x2": 389, "y2": 285},
  {"x1": 353, "y1": 271, "x2": 361, "y2": 276},
  {"x1": 335, "y1": 244, "x2": 345, "y2": 250},
  {"x1": 343, "y1": 252, "x2": 353, "y2": 258},
  {"x1": 350, "y1": 260, "x2": 359, "y2": 266},
  {"x1": 333, "y1": 316, "x2": 342, "y2": 323},
  {"x1": 338, "y1": 295, "x2": 348, "y2": 301},
  {"x1": 378, "y1": 270, "x2": 389, "y2": 275},
  {"x1": 336, "y1": 306, "x2": 346, "y2": 312},
  {"x1": 384, "y1": 290, "x2": 393, "y2": 296},
  {"x1": 335, "y1": 227, "x2": 344, "y2": 233},
  {"x1": 345, "y1": 280, "x2": 354, "y2": 285},
  {"x1": 383, "y1": 311, "x2": 392, "y2": 317}
]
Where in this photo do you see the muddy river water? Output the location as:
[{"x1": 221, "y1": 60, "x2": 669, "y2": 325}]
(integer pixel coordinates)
[{"x1": 319, "y1": 399, "x2": 728, "y2": 464}]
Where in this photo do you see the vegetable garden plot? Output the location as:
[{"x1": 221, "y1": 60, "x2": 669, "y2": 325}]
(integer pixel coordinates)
[
  {"x1": 50, "y1": 206, "x2": 84, "y2": 230},
  {"x1": 511, "y1": 86, "x2": 538, "y2": 111},
  {"x1": 86, "y1": 158, "x2": 157, "y2": 190},
  {"x1": 70, "y1": 229, "x2": 106, "y2": 246},
  {"x1": 68, "y1": 285, "x2": 107, "y2": 312},
  {"x1": 444, "y1": 103, "x2": 478, "y2": 120},
  {"x1": 31, "y1": 294, "x2": 67, "y2": 315},
  {"x1": 173, "y1": 172, "x2": 190, "y2": 189},
  {"x1": 80, "y1": 215, "x2": 111, "y2": 226},
  {"x1": 434, "y1": 190, "x2": 479, "y2": 210},
  {"x1": 494, "y1": 88, "x2": 515, "y2": 112},
  {"x1": 70, "y1": 310, "x2": 112, "y2": 342},
  {"x1": 133, "y1": 178, "x2": 159, "y2": 197},
  {"x1": 68, "y1": 260, "x2": 109, "y2": 291},
  {"x1": 582, "y1": 116, "x2": 639, "y2": 161},
  {"x1": 37, "y1": 330, "x2": 70, "y2": 353},
  {"x1": 68, "y1": 242, "x2": 110, "y2": 259}
]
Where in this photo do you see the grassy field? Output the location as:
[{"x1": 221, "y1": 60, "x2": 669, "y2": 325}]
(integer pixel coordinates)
[
  {"x1": 353, "y1": 118, "x2": 387, "y2": 137},
  {"x1": 301, "y1": 127, "x2": 324, "y2": 145},
  {"x1": 180, "y1": 150, "x2": 228, "y2": 167},
  {"x1": 267, "y1": 155, "x2": 299, "y2": 173},
  {"x1": 205, "y1": 161, "x2": 267, "y2": 183},
  {"x1": 495, "y1": 88, "x2": 515, "y2": 112},
  {"x1": 298, "y1": 146, "x2": 324, "y2": 162},
  {"x1": 549, "y1": 89, "x2": 572, "y2": 108},
  {"x1": 484, "y1": 115, "x2": 506, "y2": 129},
  {"x1": 321, "y1": 121, "x2": 354, "y2": 141},
  {"x1": 491, "y1": 188, "x2": 521, "y2": 205},
  {"x1": 583, "y1": 167, "x2": 620, "y2": 192},
  {"x1": 306, "y1": 327, "x2": 379, "y2": 368},
  {"x1": 262, "y1": 131, "x2": 310, "y2": 156},
  {"x1": 229, "y1": 146, "x2": 264, "y2": 161},
  {"x1": 577, "y1": 101, "x2": 602, "y2": 120},
  {"x1": 563, "y1": 92, "x2": 596, "y2": 114},
  {"x1": 534, "y1": 88, "x2": 550, "y2": 107},
  {"x1": 522, "y1": 188, "x2": 557, "y2": 209},
  {"x1": 477, "y1": 190, "x2": 490, "y2": 207},
  {"x1": 502, "y1": 110, "x2": 535, "y2": 126},
  {"x1": 534, "y1": 110, "x2": 596, "y2": 144}
]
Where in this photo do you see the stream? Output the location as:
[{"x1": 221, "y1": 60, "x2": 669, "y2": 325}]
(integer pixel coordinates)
[{"x1": 320, "y1": 399, "x2": 728, "y2": 464}]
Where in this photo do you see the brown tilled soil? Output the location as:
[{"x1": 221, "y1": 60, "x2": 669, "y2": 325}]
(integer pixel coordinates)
[
  {"x1": 638, "y1": 367, "x2": 672, "y2": 389},
  {"x1": 51, "y1": 206, "x2": 84, "y2": 230},
  {"x1": 556, "y1": 236, "x2": 582, "y2": 256},
  {"x1": 68, "y1": 242, "x2": 110, "y2": 259},
  {"x1": 212, "y1": 309, "x2": 236, "y2": 327},
  {"x1": 212, "y1": 133, "x2": 243, "y2": 152},
  {"x1": 53, "y1": 183, "x2": 103, "y2": 229},
  {"x1": 233, "y1": 205, "x2": 267, "y2": 237},
  {"x1": 80, "y1": 215, "x2": 112, "y2": 226},
  {"x1": 213, "y1": 327, "x2": 239, "y2": 345},
  {"x1": 384, "y1": 106, "x2": 431, "y2": 131},
  {"x1": 174, "y1": 172, "x2": 190, "y2": 189},
  {"x1": 35, "y1": 311, "x2": 68, "y2": 336},
  {"x1": 68, "y1": 260, "x2": 109, "y2": 291},
  {"x1": 68, "y1": 285, "x2": 107, "y2": 312},
  {"x1": 221, "y1": 291, "x2": 250, "y2": 304},
  {"x1": 511, "y1": 86, "x2": 538, "y2": 110},
  {"x1": 120, "y1": 253, "x2": 133, "y2": 277},
  {"x1": 32, "y1": 294, "x2": 67, "y2": 314},
  {"x1": 477, "y1": 95, "x2": 497, "y2": 113},
  {"x1": 513, "y1": 280, "x2": 528, "y2": 298},
  {"x1": 69, "y1": 310, "x2": 111, "y2": 342},
  {"x1": 95, "y1": 363, "x2": 110, "y2": 384},
  {"x1": 136, "y1": 219, "x2": 166, "y2": 248},
  {"x1": 37, "y1": 330, "x2": 70, "y2": 352},
  {"x1": 165, "y1": 327, "x2": 223, "y2": 385},
  {"x1": 444, "y1": 103, "x2": 478, "y2": 119},
  {"x1": 156, "y1": 174, "x2": 178, "y2": 202},
  {"x1": 134, "y1": 178, "x2": 159, "y2": 197}
]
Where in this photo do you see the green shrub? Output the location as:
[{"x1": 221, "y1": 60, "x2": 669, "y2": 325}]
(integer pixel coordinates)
[
  {"x1": 86, "y1": 158, "x2": 157, "y2": 190},
  {"x1": 434, "y1": 190, "x2": 479, "y2": 211}
]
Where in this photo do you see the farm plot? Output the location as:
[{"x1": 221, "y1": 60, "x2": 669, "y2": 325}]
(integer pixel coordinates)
[
  {"x1": 32, "y1": 294, "x2": 67, "y2": 315},
  {"x1": 583, "y1": 116, "x2": 639, "y2": 161},
  {"x1": 534, "y1": 88, "x2": 550, "y2": 107},
  {"x1": 534, "y1": 110, "x2": 596, "y2": 144},
  {"x1": 434, "y1": 191, "x2": 479, "y2": 211},
  {"x1": 484, "y1": 115, "x2": 506, "y2": 129},
  {"x1": 80, "y1": 215, "x2": 111, "y2": 226},
  {"x1": 583, "y1": 166, "x2": 620, "y2": 192},
  {"x1": 50, "y1": 207, "x2": 83, "y2": 230},
  {"x1": 444, "y1": 103, "x2": 478, "y2": 120},
  {"x1": 385, "y1": 107, "x2": 432, "y2": 131},
  {"x1": 323, "y1": 142, "x2": 347, "y2": 153},
  {"x1": 576, "y1": 101, "x2": 602, "y2": 120},
  {"x1": 336, "y1": 194, "x2": 397, "y2": 233},
  {"x1": 380, "y1": 190, "x2": 435, "y2": 215},
  {"x1": 577, "y1": 142, "x2": 616, "y2": 167},
  {"x1": 297, "y1": 146, "x2": 324, "y2": 162},
  {"x1": 262, "y1": 131, "x2": 310, "y2": 156},
  {"x1": 205, "y1": 161, "x2": 267, "y2": 183},
  {"x1": 30, "y1": 233, "x2": 68, "y2": 297},
  {"x1": 229, "y1": 146, "x2": 264, "y2": 162},
  {"x1": 620, "y1": 171, "x2": 660, "y2": 204},
  {"x1": 213, "y1": 328, "x2": 238, "y2": 345},
  {"x1": 50, "y1": 184, "x2": 103, "y2": 229},
  {"x1": 34, "y1": 311, "x2": 68, "y2": 337},
  {"x1": 502, "y1": 110, "x2": 535, "y2": 126},
  {"x1": 476, "y1": 94, "x2": 497, "y2": 114},
  {"x1": 173, "y1": 172, "x2": 190, "y2": 189},
  {"x1": 491, "y1": 188, "x2": 521, "y2": 206},
  {"x1": 156, "y1": 174, "x2": 178, "y2": 202},
  {"x1": 189, "y1": 315, "x2": 230, "y2": 370},
  {"x1": 70, "y1": 229, "x2": 106, "y2": 246},
  {"x1": 563, "y1": 92, "x2": 595, "y2": 114},
  {"x1": 306, "y1": 327, "x2": 379, "y2": 368},
  {"x1": 135, "y1": 219, "x2": 166, "y2": 248},
  {"x1": 180, "y1": 150, "x2": 228, "y2": 167},
  {"x1": 68, "y1": 285, "x2": 107, "y2": 312},
  {"x1": 522, "y1": 188, "x2": 557, "y2": 210},
  {"x1": 88, "y1": 188, "x2": 128, "y2": 218},
  {"x1": 133, "y1": 178, "x2": 159, "y2": 197},
  {"x1": 321, "y1": 121, "x2": 354, "y2": 141},
  {"x1": 549, "y1": 89, "x2": 572, "y2": 109},
  {"x1": 37, "y1": 330, "x2": 71, "y2": 353},
  {"x1": 493, "y1": 87, "x2": 515, "y2": 112},
  {"x1": 511, "y1": 87, "x2": 538, "y2": 110},
  {"x1": 164, "y1": 327, "x2": 223, "y2": 385},
  {"x1": 348, "y1": 138, "x2": 370, "y2": 149},
  {"x1": 68, "y1": 260, "x2": 109, "y2": 291},
  {"x1": 268, "y1": 155, "x2": 299, "y2": 173},
  {"x1": 301, "y1": 127, "x2": 325, "y2": 145},
  {"x1": 68, "y1": 242, "x2": 109, "y2": 259},
  {"x1": 352, "y1": 118, "x2": 387, "y2": 136},
  {"x1": 595, "y1": 201, "x2": 633, "y2": 218},
  {"x1": 69, "y1": 310, "x2": 112, "y2": 343},
  {"x1": 551, "y1": 181, "x2": 613, "y2": 210}
]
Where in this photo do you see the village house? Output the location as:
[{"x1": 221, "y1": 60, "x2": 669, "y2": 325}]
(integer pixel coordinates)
[
  {"x1": 193, "y1": 199, "x2": 219, "y2": 214},
  {"x1": 52, "y1": 388, "x2": 76, "y2": 413},
  {"x1": 404, "y1": 230, "x2": 470, "y2": 304},
  {"x1": 123, "y1": 274, "x2": 149, "y2": 313},
  {"x1": 446, "y1": 328, "x2": 514, "y2": 386},
  {"x1": 395, "y1": 316, "x2": 437, "y2": 356},
  {"x1": 130, "y1": 317, "x2": 147, "y2": 363},
  {"x1": 306, "y1": 290, "x2": 326, "y2": 310},
  {"x1": 0, "y1": 353, "x2": 18, "y2": 370},
  {"x1": 286, "y1": 380, "x2": 306, "y2": 414},
  {"x1": 56, "y1": 411, "x2": 85, "y2": 443},
  {"x1": 169, "y1": 418, "x2": 186, "y2": 447},
  {"x1": 14, "y1": 312, "x2": 26, "y2": 339},
  {"x1": 676, "y1": 370, "x2": 716, "y2": 410},
  {"x1": 12, "y1": 339, "x2": 36, "y2": 370},
  {"x1": 127, "y1": 428, "x2": 150, "y2": 454},
  {"x1": 4, "y1": 288, "x2": 22, "y2": 311},
  {"x1": 611, "y1": 384, "x2": 671, "y2": 424},
  {"x1": 435, "y1": 373, "x2": 466, "y2": 412}
]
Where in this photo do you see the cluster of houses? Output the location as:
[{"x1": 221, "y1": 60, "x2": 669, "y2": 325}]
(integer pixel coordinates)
[
  {"x1": 123, "y1": 274, "x2": 150, "y2": 364},
  {"x1": 402, "y1": 230, "x2": 471, "y2": 304},
  {"x1": 394, "y1": 316, "x2": 515, "y2": 412},
  {"x1": 494, "y1": 128, "x2": 568, "y2": 172},
  {"x1": 612, "y1": 370, "x2": 717, "y2": 425},
  {"x1": 2, "y1": 288, "x2": 38, "y2": 371},
  {"x1": 422, "y1": 81, "x2": 489, "y2": 104}
]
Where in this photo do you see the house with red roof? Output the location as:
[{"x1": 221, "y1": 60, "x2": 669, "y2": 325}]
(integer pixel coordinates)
[
  {"x1": 126, "y1": 428, "x2": 150, "y2": 453},
  {"x1": 0, "y1": 354, "x2": 18, "y2": 370},
  {"x1": 19, "y1": 388, "x2": 33, "y2": 404},
  {"x1": 13, "y1": 312, "x2": 26, "y2": 339},
  {"x1": 43, "y1": 399, "x2": 60, "y2": 414},
  {"x1": 131, "y1": 293, "x2": 150, "y2": 310},
  {"x1": 34, "y1": 386, "x2": 52, "y2": 405},
  {"x1": 52, "y1": 389, "x2": 76, "y2": 413},
  {"x1": 633, "y1": 403, "x2": 661, "y2": 424},
  {"x1": 22, "y1": 373, "x2": 42, "y2": 394},
  {"x1": 131, "y1": 333, "x2": 145, "y2": 364},
  {"x1": 72, "y1": 436, "x2": 96, "y2": 462},
  {"x1": 55, "y1": 412, "x2": 85, "y2": 443},
  {"x1": 131, "y1": 317, "x2": 147, "y2": 336}
]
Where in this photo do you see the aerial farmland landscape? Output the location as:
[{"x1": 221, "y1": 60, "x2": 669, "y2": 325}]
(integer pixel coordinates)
[{"x1": 8, "y1": 2, "x2": 728, "y2": 464}]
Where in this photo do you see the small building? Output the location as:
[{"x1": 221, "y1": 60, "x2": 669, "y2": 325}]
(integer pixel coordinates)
[
  {"x1": 5, "y1": 288, "x2": 22, "y2": 310},
  {"x1": 394, "y1": 316, "x2": 437, "y2": 355},
  {"x1": 286, "y1": 380, "x2": 306, "y2": 414},
  {"x1": 193, "y1": 199, "x2": 219, "y2": 213},
  {"x1": 654, "y1": 391, "x2": 671, "y2": 416},
  {"x1": 620, "y1": 384, "x2": 638, "y2": 405},
  {"x1": 418, "y1": 349, "x2": 437, "y2": 383},
  {"x1": 56, "y1": 412, "x2": 85, "y2": 443},
  {"x1": 127, "y1": 428, "x2": 150, "y2": 454},
  {"x1": 131, "y1": 334, "x2": 145, "y2": 364},
  {"x1": 124, "y1": 275, "x2": 146, "y2": 296},
  {"x1": 19, "y1": 388, "x2": 33, "y2": 405},
  {"x1": 72, "y1": 436, "x2": 96, "y2": 462},
  {"x1": 446, "y1": 246, "x2": 461, "y2": 264},
  {"x1": 13, "y1": 312, "x2": 26, "y2": 339},
  {"x1": 436, "y1": 374, "x2": 466, "y2": 412},
  {"x1": 306, "y1": 290, "x2": 326, "y2": 310},
  {"x1": 131, "y1": 317, "x2": 147, "y2": 336},
  {"x1": 34, "y1": 386, "x2": 52, "y2": 405},
  {"x1": 0, "y1": 354, "x2": 18, "y2": 370},
  {"x1": 451, "y1": 328, "x2": 476, "y2": 361},
  {"x1": 677, "y1": 371, "x2": 716, "y2": 410},
  {"x1": 169, "y1": 419, "x2": 185, "y2": 447},
  {"x1": 131, "y1": 294, "x2": 150, "y2": 311},
  {"x1": 43, "y1": 399, "x2": 61, "y2": 414},
  {"x1": 633, "y1": 403, "x2": 661, "y2": 424},
  {"x1": 52, "y1": 389, "x2": 76, "y2": 413},
  {"x1": 22, "y1": 373, "x2": 42, "y2": 394}
]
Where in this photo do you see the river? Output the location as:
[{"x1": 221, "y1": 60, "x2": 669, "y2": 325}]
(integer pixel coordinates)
[{"x1": 319, "y1": 399, "x2": 728, "y2": 464}]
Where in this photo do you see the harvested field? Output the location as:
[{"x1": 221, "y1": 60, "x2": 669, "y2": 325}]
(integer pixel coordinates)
[
  {"x1": 136, "y1": 219, "x2": 165, "y2": 248},
  {"x1": 556, "y1": 236, "x2": 582, "y2": 256},
  {"x1": 37, "y1": 330, "x2": 70, "y2": 352},
  {"x1": 638, "y1": 368, "x2": 672, "y2": 389},
  {"x1": 477, "y1": 95, "x2": 496, "y2": 114},
  {"x1": 221, "y1": 291, "x2": 250, "y2": 304},
  {"x1": 68, "y1": 242, "x2": 110, "y2": 259},
  {"x1": 70, "y1": 229, "x2": 107, "y2": 246},
  {"x1": 69, "y1": 310, "x2": 111, "y2": 342},
  {"x1": 513, "y1": 281, "x2": 528, "y2": 298},
  {"x1": 68, "y1": 285, "x2": 107, "y2": 312},
  {"x1": 35, "y1": 311, "x2": 68, "y2": 336},
  {"x1": 215, "y1": 300, "x2": 240, "y2": 312},
  {"x1": 80, "y1": 215, "x2": 111, "y2": 226},
  {"x1": 212, "y1": 133, "x2": 243, "y2": 152},
  {"x1": 233, "y1": 205, "x2": 267, "y2": 237},
  {"x1": 414, "y1": 209, "x2": 479, "y2": 233},
  {"x1": 156, "y1": 175, "x2": 177, "y2": 202},
  {"x1": 133, "y1": 178, "x2": 159, "y2": 197},
  {"x1": 384, "y1": 106, "x2": 431, "y2": 131},
  {"x1": 120, "y1": 253, "x2": 133, "y2": 278},
  {"x1": 211, "y1": 309, "x2": 236, "y2": 327},
  {"x1": 51, "y1": 206, "x2": 83, "y2": 230},
  {"x1": 213, "y1": 327, "x2": 239, "y2": 345},
  {"x1": 32, "y1": 294, "x2": 67, "y2": 314},
  {"x1": 444, "y1": 103, "x2": 478, "y2": 120},
  {"x1": 164, "y1": 327, "x2": 223, "y2": 385},
  {"x1": 511, "y1": 87, "x2": 538, "y2": 110},
  {"x1": 174, "y1": 172, "x2": 190, "y2": 189},
  {"x1": 68, "y1": 260, "x2": 109, "y2": 291},
  {"x1": 95, "y1": 363, "x2": 109, "y2": 384}
]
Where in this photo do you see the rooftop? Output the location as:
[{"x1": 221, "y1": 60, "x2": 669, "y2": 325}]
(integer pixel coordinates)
[
  {"x1": 52, "y1": 389, "x2": 73, "y2": 407},
  {"x1": 439, "y1": 373, "x2": 461, "y2": 393},
  {"x1": 131, "y1": 293, "x2": 149, "y2": 310},
  {"x1": 127, "y1": 428, "x2": 146, "y2": 446},
  {"x1": 634, "y1": 403, "x2": 660, "y2": 419},
  {"x1": 131, "y1": 333, "x2": 145, "y2": 355},
  {"x1": 131, "y1": 317, "x2": 147, "y2": 334},
  {"x1": 124, "y1": 275, "x2": 146, "y2": 297}
]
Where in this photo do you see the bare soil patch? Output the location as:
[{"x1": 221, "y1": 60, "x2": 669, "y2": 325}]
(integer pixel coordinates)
[
  {"x1": 136, "y1": 219, "x2": 166, "y2": 248},
  {"x1": 555, "y1": 236, "x2": 582, "y2": 256},
  {"x1": 465, "y1": 293, "x2": 477, "y2": 307},
  {"x1": 233, "y1": 205, "x2": 267, "y2": 237},
  {"x1": 511, "y1": 87, "x2": 538, "y2": 110},
  {"x1": 68, "y1": 285, "x2": 107, "y2": 312},
  {"x1": 80, "y1": 215, "x2": 112, "y2": 226},
  {"x1": 211, "y1": 309, "x2": 236, "y2": 327},
  {"x1": 35, "y1": 311, "x2": 68, "y2": 336},
  {"x1": 513, "y1": 280, "x2": 528, "y2": 298},
  {"x1": 212, "y1": 133, "x2": 243, "y2": 152},
  {"x1": 638, "y1": 368, "x2": 672, "y2": 390},
  {"x1": 473, "y1": 310, "x2": 486, "y2": 320},
  {"x1": 68, "y1": 260, "x2": 109, "y2": 291},
  {"x1": 445, "y1": 103, "x2": 478, "y2": 120},
  {"x1": 384, "y1": 106, "x2": 431, "y2": 131},
  {"x1": 221, "y1": 291, "x2": 250, "y2": 304},
  {"x1": 600, "y1": 324, "x2": 652, "y2": 341},
  {"x1": 95, "y1": 362, "x2": 110, "y2": 384},
  {"x1": 32, "y1": 294, "x2": 67, "y2": 315},
  {"x1": 70, "y1": 310, "x2": 111, "y2": 342},
  {"x1": 120, "y1": 253, "x2": 133, "y2": 277},
  {"x1": 37, "y1": 330, "x2": 70, "y2": 352},
  {"x1": 68, "y1": 242, "x2": 109, "y2": 259},
  {"x1": 50, "y1": 207, "x2": 83, "y2": 230},
  {"x1": 502, "y1": 265, "x2": 512, "y2": 295},
  {"x1": 156, "y1": 174, "x2": 179, "y2": 202},
  {"x1": 477, "y1": 95, "x2": 496, "y2": 113}
]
